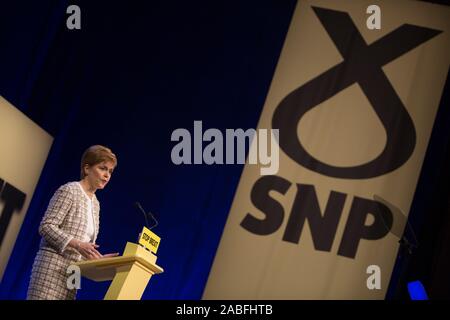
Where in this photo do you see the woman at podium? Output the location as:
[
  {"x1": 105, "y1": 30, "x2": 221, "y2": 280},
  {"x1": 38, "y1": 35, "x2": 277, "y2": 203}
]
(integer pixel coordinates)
[{"x1": 27, "y1": 145, "x2": 118, "y2": 300}]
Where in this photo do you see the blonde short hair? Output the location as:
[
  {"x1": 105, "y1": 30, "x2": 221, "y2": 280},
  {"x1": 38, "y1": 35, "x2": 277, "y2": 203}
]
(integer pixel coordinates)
[{"x1": 80, "y1": 145, "x2": 117, "y2": 179}]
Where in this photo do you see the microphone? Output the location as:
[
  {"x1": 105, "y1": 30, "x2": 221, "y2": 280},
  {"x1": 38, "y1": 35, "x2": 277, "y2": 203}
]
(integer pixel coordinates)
[
  {"x1": 134, "y1": 201, "x2": 158, "y2": 230},
  {"x1": 373, "y1": 194, "x2": 419, "y2": 255}
]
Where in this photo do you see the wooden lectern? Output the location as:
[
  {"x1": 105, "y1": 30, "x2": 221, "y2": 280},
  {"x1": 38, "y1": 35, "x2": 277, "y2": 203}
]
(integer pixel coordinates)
[{"x1": 76, "y1": 242, "x2": 164, "y2": 300}]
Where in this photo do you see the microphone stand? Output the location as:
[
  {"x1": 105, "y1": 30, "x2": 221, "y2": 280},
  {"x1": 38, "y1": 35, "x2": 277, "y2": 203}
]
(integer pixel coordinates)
[
  {"x1": 393, "y1": 222, "x2": 420, "y2": 299},
  {"x1": 373, "y1": 195, "x2": 419, "y2": 299},
  {"x1": 134, "y1": 202, "x2": 158, "y2": 243}
]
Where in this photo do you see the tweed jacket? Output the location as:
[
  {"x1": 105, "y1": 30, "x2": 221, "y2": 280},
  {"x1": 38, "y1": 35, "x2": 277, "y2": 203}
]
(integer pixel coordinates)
[
  {"x1": 39, "y1": 181, "x2": 100, "y2": 260},
  {"x1": 27, "y1": 182, "x2": 100, "y2": 300}
]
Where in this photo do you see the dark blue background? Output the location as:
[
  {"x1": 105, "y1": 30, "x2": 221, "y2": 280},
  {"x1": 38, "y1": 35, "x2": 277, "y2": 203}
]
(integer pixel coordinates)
[
  {"x1": 0, "y1": 0, "x2": 449, "y2": 299},
  {"x1": 0, "y1": 0, "x2": 296, "y2": 299}
]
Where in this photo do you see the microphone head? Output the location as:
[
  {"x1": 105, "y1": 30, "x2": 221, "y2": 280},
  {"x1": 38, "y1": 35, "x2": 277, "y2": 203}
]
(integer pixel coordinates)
[
  {"x1": 134, "y1": 201, "x2": 145, "y2": 212},
  {"x1": 134, "y1": 201, "x2": 149, "y2": 228},
  {"x1": 133, "y1": 201, "x2": 159, "y2": 229}
]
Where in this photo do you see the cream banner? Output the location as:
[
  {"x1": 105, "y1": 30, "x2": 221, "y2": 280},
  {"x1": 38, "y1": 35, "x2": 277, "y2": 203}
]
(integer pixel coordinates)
[
  {"x1": 0, "y1": 96, "x2": 53, "y2": 281},
  {"x1": 204, "y1": 0, "x2": 450, "y2": 299}
]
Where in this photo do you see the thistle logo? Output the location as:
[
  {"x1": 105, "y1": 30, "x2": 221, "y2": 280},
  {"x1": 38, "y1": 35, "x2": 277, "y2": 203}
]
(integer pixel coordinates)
[
  {"x1": 240, "y1": 6, "x2": 444, "y2": 259},
  {"x1": 272, "y1": 7, "x2": 441, "y2": 179}
]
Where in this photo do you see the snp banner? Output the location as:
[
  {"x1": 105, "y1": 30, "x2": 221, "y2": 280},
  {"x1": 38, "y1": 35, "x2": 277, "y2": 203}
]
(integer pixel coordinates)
[
  {"x1": 204, "y1": 0, "x2": 450, "y2": 299},
  {"x1": 0, "y1": 96, "x2": 53, "y2": 281}
]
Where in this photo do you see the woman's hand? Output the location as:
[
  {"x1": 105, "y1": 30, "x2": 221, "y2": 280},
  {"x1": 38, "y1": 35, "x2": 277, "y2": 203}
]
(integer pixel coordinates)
[
  {"x1": 70, "y1": 239, "x2": 102, "y2": 260},
  {"x1": 79, "y1": 242, "x2": 103, "y2": 260},
  {"x1": 68, "y1": 239, "x2": 120, "y2": 259}
]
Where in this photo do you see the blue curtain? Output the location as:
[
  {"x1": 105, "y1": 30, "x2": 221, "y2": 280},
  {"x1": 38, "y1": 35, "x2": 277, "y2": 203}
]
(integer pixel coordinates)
[
  {"x1": 0, "y1": 0, "x2": 297, "y2": 299},
  {"x1": 1, "y1": 0, "x2": 449, "y2": 300}
]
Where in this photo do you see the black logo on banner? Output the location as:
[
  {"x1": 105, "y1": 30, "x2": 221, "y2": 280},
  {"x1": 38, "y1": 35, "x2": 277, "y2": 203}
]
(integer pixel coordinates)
[
  {"x1": 272, "y1": 7, "x2": 442, "y2": 179},
  {"x1": 241, "y1": 176, "x2": 393, "y2": 259},
  {"x1": 0, "y1": 178, "x2": 26, "y2": 248},
  {"x1": 241, "y1": 7, "x2": 443, "y2": 259}
]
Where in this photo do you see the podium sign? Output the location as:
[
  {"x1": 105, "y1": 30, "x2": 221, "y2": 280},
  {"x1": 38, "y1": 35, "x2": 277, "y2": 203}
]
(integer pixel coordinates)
[{"x1": 138, "y1": 226, "x2": 161, "y2": 254}]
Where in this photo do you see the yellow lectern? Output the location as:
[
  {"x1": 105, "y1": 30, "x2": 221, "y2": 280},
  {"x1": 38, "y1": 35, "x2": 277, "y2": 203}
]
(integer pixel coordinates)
[{"x1": 76, "y1": 241, "x2": 164, "y2": 300}]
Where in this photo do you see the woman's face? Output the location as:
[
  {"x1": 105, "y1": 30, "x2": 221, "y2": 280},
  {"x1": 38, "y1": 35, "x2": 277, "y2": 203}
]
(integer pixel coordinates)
[{"x1": 84, "y1": 160, "x2": 115, "y2": 190}]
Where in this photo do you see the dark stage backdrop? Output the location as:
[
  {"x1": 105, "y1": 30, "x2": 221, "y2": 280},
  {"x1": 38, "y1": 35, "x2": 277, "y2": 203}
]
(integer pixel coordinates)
[{"x1": 0, "y1": 0, "x2": 449, "y2": 299}]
